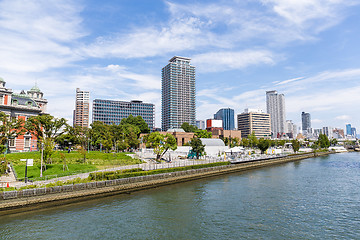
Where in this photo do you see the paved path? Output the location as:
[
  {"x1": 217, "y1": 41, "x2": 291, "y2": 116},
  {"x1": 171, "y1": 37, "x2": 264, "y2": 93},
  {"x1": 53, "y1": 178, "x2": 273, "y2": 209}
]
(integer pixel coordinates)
[
  {"x1": 3, "y1": 157, "x2": 224, "y2": 188},
  {"x1": 0, "y1": 165, "x2": 19, "y2": 188}
]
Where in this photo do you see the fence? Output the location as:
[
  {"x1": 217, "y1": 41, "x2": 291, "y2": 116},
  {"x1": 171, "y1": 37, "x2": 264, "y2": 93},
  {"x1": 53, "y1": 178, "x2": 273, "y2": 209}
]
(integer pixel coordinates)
[{"x1": 0, "y1": 151, "x2": 332, "y2": 202}]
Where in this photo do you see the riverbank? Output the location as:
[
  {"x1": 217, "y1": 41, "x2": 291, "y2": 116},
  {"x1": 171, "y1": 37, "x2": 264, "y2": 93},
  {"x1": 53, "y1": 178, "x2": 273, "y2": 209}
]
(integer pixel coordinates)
[{"x1": 0, "y1": 151, "x2": 333, "y2": 216}]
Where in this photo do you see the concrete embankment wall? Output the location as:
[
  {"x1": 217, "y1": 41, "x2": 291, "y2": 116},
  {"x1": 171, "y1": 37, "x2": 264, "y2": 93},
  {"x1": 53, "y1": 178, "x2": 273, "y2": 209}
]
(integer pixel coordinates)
[{"x1": 0, "y1": 151, "x2": 332, "y2": 216}]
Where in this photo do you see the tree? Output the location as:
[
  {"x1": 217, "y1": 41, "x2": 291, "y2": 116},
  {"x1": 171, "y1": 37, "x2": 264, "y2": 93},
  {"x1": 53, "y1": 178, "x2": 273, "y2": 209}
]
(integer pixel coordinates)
[
  {"x1": 291, "y1": 139, "x2": 300, "y2": 153},
  {"x1": 90, "y1": 121, "x2": 113, "y2": 152},
  {"x1": 181, "y1": 122, "x2": 198, "y2": 132},
  {"x1": 144, "y1": 132, "x2": 177, "y2": 161},
  {"x1": 330, "y1": 138, "x2": 338, "y2": 146},
  {"x1": 26, "y1": 115, "x2": 67, "y2": 163},
  {"x1": 317, "y1": 134, "x2": 330, "y2": 149},
  {"x1": 248, "y1": 132, "x2": 258, "y2": 148},
  {"x1": 120, "y1": 115, "x2": 150, "y2": 133},
  {"x1": 109, "y1": 123, "x2": 141, "y2": 151},
  {"x1": 241, "y1": 138, "x2": 250, "y2": 147},
  {"x1": 189, "y1": 137, "x2": 205, "y2": 159},
  {"x1": 257, "y1": 138, "x2": 271, "y2": 154},
  {"x1": 0, "y1": 112, "x2": 26, "y2": 154},
  {"x1": 194, "y1": 129, "x2": 212, "y2": 138},
  {"x1": 278, "y1": 140, "x2": 286, "y2": 147}
]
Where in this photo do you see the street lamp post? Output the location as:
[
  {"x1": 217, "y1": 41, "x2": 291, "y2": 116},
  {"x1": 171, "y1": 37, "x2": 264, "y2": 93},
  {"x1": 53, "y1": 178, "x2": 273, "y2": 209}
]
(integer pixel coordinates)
[{"x1": 40, "y1": 142, "x2": 44, "y2": 178}]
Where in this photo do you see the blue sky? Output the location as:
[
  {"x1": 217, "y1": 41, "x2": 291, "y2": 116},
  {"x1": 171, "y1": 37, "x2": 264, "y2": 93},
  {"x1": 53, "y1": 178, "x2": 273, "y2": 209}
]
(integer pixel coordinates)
[{"x1": 1, "y1": 0, "x2": 360, "y2": 131}]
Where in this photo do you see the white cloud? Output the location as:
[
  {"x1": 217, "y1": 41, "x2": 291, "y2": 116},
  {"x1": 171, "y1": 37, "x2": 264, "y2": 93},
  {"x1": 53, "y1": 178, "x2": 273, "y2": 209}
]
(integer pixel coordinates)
[
  {"x1": 335, "y1": 115, "x2": 351, "y2": 120},
  {"x1": 312, "y1": 119, "x2": 323, "y2": 124},
  {"x1": 0, "y1": 0, "x2": 86, "y2": 74},
  {"x1": 192, "y1": 50, "x2": 276, "y2": 72},
  {"x1": 275, "y1": 77, "x2": 304, "y2": 86}
]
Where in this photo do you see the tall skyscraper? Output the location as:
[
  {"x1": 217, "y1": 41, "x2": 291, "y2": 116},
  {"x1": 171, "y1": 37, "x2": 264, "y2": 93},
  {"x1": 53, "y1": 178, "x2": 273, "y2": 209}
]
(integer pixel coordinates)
[
  {"x1": 351, "y1": 127, "x2": 356, "y2": 137},
  {"x1": 214, "y1": 108, "x2": 235, "y2": 130},
  {"x1": 162, "y1": 56, "x2": 196, "y2": 131},
  {"x1": 266, "y1": 90, "x2": 286, "y2": 138},
  {"x1": 92, "y1": 99, "x2": 155, "y2": 130},
  {"x1": 237, "y1": 108, "x2": 271, "y2": 138},
  {"x1": 73, "y1": 88, "x2": 90, "y2": 128},
  {"x1": 346, "y1": 124, "x2": 352, "y2": 135},
  {"x1": 302, "y1": 112, "x2": 311, "y2": 132}
]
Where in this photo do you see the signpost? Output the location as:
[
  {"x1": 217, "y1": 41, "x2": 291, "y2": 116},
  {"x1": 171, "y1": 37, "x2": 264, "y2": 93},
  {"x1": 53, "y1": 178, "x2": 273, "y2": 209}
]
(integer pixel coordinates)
[{"x1": 20, "y1": 159, "x2": 33, "y2": 183}]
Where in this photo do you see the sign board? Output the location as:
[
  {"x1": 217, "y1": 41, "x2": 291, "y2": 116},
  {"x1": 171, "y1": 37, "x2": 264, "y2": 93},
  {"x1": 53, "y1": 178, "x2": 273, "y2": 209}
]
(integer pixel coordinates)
[
  {"x1": 27, "y1": 159, "x2": 33, "y2": 167},
  {"x1": 20, "y1": 159, "x2": 34, "y2": 166}
]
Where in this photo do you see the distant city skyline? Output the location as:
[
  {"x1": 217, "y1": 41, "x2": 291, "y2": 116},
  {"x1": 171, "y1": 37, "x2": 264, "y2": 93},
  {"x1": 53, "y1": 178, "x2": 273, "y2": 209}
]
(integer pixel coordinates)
[{"x1": 1, "y1": 1, "x2": 360, "y2": 131}]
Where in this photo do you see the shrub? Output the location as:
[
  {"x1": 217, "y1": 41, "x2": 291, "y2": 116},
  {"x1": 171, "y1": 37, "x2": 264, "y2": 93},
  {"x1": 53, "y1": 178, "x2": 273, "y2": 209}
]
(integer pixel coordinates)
[{"x1": 88, "y1": 161, "x2": 230, "y2": 181}]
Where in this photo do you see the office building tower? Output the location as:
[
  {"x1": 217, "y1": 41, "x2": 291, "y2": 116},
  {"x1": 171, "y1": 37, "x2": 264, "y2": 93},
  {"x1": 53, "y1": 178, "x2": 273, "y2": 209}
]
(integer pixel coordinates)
[
  {"x1": 196, "y1": 120, "x2": 205, "y2": 130},
  {"x1": 214, "y1": 108, "x2": 235, "y2": 130},
  {"x1": 161, "y1": 56, "x2": 196, "y2": 131},
  {"x1": 92, "y1": 99, "x2": 155, "y2": 130},
  {"x1": 266, "y1": 90, "x2": 286, "y2": 138},
  {"x1": 237, "y1": 108, "x2": 271, "y2": 138},
  {"x1": 351, "y1": 127, "x2": 356, "y2": 137},
  {"x1": 346, "y1": 124, "x2": 352, "y2": 135},
  {"x1": 302, "y1": 112, "x2": 311, "y2": 132},
  {"x1": 73, "y1": 88, "x2": 90, "y2": 128}
]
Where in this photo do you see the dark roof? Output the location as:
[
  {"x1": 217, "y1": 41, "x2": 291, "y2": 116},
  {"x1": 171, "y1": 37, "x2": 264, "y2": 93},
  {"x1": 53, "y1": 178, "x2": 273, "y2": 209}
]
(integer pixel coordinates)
[{"x1": 11, "y1": 95, "x2": 38, "y2": 108}]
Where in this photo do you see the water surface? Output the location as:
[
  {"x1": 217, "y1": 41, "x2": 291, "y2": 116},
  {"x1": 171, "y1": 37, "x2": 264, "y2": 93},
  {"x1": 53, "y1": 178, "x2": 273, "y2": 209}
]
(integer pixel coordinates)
[{"x1": 1, "y1": 152, "x2": 359, "y2": 239}]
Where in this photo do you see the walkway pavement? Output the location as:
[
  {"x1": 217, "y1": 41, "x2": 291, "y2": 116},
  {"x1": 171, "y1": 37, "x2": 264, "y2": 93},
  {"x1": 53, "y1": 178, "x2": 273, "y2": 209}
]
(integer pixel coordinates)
[
  {"x1": 1, "y1": 157, "x2": 224, "y2": 189},
  {"x1": 0, "y1": 165, "x2": 20, "y2": 188}
]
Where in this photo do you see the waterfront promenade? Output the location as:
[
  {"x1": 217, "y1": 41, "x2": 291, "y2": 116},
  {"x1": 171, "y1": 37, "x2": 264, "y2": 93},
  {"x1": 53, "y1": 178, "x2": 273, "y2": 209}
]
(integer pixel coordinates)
[{"x1": 1, "y1": 155, "x2": 227, "y2": 188}]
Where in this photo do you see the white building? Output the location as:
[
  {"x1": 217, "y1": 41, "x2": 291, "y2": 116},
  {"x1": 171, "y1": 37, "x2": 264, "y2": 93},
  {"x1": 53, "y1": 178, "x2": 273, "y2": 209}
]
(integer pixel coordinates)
[
  {"x1": 196, "y1": 120, "x2": 205, "y2": 130},
  {"x1": 322, "y1": 126, "x2": 333, "y2": 139},
  {"x1": 286, "y1": 120, "x2": 297, "y2": 138},
  {"x1": 266, "y1": 90, "x2": 286, "y2": 138}
]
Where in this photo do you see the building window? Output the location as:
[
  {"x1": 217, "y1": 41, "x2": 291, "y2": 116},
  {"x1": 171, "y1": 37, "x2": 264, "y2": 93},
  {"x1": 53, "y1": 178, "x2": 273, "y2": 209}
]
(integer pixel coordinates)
[
  {"x1": 9, "y1": 138, "x2": 15, "y2": 147},
  {"x1": 24, "y1": 138, "x2": 30, "y2": 148}
]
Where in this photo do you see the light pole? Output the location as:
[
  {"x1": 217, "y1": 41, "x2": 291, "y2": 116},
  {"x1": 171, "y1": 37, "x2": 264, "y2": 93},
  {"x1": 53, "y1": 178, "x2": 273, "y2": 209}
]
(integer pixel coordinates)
[{"x1": 40, "y1": 142, "x2": 44, "y2": 178}]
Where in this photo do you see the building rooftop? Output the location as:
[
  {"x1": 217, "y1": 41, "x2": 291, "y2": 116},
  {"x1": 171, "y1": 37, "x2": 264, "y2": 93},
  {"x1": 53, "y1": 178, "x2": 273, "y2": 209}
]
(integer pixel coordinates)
[{"x1": 200, "y1": 138, "x2": 225, "y2": 147}]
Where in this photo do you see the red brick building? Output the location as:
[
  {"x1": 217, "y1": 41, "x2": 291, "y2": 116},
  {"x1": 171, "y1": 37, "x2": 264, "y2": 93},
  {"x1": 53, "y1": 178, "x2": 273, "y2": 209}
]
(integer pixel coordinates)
[{"x1": 0, "y1": 78, "x2": 47, "y2": 152}]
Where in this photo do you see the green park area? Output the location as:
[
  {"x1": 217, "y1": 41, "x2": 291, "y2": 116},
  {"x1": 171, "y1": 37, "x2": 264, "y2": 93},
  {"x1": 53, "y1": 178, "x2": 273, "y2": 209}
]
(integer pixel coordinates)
[{"x1": 5, "y1": 151, "x2": 141, "y2": 181}]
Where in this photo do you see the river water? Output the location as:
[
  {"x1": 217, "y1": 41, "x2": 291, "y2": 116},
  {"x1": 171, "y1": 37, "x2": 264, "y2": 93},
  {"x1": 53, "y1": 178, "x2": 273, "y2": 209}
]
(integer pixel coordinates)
[{"x1": 1, "y1": 152, "x2": 359, "y2": 239}]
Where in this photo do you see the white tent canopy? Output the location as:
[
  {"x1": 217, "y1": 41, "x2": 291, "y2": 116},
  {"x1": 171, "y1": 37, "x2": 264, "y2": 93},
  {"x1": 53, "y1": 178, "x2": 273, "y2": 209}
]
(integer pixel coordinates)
[{"x1": 225, "y1": 147, "x2": 245, "y2": 153}]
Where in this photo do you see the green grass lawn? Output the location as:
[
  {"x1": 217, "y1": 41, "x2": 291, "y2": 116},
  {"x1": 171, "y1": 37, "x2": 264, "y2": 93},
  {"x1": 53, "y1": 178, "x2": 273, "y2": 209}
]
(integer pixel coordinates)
[
  {"x1": 5, "y1": 150, "x2": 142, "y2": 181},
  {"x1": 14, "y1": 164, "x2": 98, "y2": 181}
]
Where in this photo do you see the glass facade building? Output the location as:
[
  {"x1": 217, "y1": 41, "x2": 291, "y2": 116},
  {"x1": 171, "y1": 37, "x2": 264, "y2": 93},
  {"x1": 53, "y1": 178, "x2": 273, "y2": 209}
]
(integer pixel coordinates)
[
  {"x1": 92, "y1": 99, "x2": 155, "y2": 130},
  {"x1": 301, "y1": 112, "x2": 311, "y2": 132},
  {"x1": 214, "y1": 108, "x2": 235, "y2": 130},
  {"x1": 162, "y1": 56, "x2": 196, "y2": 131}
]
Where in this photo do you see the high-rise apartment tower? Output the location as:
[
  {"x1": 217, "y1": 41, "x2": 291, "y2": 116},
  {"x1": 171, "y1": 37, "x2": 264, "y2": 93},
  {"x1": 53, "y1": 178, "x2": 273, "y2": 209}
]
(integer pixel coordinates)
[
  {"x1": 162, "y1": 56, "x2": 196, "y2": 131},
  {"x1": 73, "y1": 88, "x2": 90, "y2": 127},
  {"x1": 266, "y1": 90, "x2": 286, "y2": 138}
]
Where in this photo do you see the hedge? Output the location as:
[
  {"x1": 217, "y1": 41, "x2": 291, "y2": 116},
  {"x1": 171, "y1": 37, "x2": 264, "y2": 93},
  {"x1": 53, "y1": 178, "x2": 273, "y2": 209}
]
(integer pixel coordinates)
[{"x1": 88, "y1": 162, "x2": 230, "y2": 181}]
